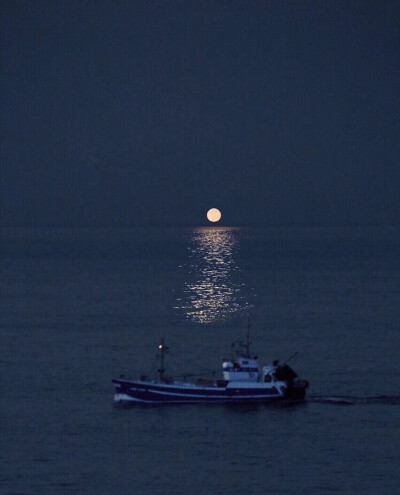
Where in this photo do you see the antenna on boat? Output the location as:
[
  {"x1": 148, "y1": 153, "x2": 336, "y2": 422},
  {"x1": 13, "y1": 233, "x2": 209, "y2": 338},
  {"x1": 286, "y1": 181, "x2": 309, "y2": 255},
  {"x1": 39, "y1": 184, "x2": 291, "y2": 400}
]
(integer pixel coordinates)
[
  {"x1": 157, "y1": 338, "x2": 169, "y2": 381},
  {"x1": 245, "y1": 318, "x2": 251, "y2": 358}
]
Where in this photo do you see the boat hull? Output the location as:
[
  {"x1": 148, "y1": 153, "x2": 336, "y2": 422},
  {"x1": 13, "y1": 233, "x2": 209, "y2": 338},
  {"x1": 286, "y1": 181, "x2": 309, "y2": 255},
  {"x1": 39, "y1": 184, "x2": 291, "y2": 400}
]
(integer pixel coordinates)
[{"x1": 112, "y1": 378, "x2": 306, "y2": 405}]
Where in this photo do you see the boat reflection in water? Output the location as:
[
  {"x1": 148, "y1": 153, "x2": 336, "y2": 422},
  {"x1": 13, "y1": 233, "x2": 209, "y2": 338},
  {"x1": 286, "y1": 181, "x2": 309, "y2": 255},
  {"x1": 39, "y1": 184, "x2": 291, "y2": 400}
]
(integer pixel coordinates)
[{"x1": 178, "y1": 227, "x2": 251, "y2": 324}]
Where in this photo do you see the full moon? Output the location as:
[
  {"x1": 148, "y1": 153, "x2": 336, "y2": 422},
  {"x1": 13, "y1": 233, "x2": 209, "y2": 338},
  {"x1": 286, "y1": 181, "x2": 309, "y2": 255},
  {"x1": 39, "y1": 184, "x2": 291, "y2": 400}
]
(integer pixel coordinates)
[{"x1": 207, "y1": 208, "x2": 222, "y2": 223}]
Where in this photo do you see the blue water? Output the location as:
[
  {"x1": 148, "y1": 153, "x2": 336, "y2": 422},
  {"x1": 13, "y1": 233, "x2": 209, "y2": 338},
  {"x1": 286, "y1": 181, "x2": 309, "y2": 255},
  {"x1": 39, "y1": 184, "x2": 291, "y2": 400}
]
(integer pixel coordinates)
[{"x1": 1, "y1": 226, "x2": 399, "y2": 494}]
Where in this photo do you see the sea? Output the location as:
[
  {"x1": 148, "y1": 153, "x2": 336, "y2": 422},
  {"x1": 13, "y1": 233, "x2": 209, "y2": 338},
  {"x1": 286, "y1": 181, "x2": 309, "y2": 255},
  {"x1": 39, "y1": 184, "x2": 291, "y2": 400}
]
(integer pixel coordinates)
[{"x1": 1, "y1": 225, "x2": 399, "y2": 495}]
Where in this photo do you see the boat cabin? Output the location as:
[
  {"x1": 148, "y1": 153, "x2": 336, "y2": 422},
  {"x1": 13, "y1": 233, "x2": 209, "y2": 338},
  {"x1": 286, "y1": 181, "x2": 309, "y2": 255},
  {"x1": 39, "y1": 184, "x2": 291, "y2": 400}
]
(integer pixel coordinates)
[
  {"x1": 222, "y1": 357, "x2": 300, "y2": 385},
  {"x1": 222, "y1": 356, "x2": 260, "y2": 382}
]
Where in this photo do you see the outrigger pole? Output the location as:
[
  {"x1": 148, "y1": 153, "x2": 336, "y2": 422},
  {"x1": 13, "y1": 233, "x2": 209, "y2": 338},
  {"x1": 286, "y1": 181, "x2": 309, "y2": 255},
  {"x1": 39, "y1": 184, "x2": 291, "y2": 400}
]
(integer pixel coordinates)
[{"x1": 284, "y1": 351, "x2": 298, "y2": 364}]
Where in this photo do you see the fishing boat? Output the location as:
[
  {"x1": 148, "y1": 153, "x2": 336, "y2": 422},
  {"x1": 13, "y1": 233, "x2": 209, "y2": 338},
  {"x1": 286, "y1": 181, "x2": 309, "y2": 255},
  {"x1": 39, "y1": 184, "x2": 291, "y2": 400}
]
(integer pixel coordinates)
[{"x1": 112, "y1": 334, "x2": 309, "y2": 405}]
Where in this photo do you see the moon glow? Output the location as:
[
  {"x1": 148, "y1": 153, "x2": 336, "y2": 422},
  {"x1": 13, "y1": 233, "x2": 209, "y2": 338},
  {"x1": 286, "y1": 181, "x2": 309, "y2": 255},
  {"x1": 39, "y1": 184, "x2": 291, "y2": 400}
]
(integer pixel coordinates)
[{"x1": 207, "y1": 208, "x2": 222, "y2": 223}]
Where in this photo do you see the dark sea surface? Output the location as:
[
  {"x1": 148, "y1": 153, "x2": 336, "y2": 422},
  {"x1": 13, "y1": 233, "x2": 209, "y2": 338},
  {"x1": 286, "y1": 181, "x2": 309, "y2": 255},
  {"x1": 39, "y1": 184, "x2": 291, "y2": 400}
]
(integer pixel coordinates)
[{"x1": 1, "y1": 226, "x2": 399, "y2": 494}]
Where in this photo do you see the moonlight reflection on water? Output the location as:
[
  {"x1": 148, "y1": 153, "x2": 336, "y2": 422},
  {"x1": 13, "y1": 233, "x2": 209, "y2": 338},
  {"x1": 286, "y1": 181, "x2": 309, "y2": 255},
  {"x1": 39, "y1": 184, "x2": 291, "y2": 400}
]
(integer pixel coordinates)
[{"x1": 178, "y1": 227, "x2": 251, "y2": 324}]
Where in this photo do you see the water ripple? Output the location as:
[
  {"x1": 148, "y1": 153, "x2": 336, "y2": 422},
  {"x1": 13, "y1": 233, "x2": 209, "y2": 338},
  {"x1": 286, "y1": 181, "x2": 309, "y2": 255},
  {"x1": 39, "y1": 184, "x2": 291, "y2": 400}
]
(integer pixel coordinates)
[{"x1": 177, "y1": 227, "x2": 252, "y2": 324}]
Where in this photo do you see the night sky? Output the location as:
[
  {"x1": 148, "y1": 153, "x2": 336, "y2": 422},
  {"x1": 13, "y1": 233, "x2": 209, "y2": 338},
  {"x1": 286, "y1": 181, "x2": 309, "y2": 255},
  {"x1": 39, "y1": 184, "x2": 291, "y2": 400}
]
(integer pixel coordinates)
[{"x1": 1, "y1": 0, "x2": 399, "y2": 227}]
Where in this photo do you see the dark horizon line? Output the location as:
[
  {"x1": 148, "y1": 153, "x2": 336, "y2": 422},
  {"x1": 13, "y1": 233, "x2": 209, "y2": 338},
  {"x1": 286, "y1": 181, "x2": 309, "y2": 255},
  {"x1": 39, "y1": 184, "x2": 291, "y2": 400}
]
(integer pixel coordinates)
[{"x1": 1, "y1": 221, "x2": 399, "y2": 230}]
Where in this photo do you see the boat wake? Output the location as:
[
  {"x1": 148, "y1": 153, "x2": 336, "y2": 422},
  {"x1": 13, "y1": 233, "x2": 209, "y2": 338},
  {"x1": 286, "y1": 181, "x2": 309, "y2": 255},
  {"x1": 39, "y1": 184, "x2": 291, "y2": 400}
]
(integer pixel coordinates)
[{"x1": 308, "y1": 395, "x2": 400, "y2": 406}]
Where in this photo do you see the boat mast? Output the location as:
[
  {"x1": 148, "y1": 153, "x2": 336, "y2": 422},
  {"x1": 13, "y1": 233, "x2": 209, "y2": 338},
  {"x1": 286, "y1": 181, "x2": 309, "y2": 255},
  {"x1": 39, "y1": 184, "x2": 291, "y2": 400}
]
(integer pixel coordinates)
[
  {"x1": 232, "y1": 321, "x2": 252, "y2": 360},
  {"x1": 245, "y1": 320, "x2": 251, "y2": 358},
  {"x1": 157, "y1": 338, "x2": 168, "y2": 381}
]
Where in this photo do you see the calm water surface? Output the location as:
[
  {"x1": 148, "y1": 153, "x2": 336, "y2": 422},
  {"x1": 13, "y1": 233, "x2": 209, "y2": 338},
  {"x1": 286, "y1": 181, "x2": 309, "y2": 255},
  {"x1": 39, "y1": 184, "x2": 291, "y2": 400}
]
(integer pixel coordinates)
[{"x1": 1, "y1": 226, "x2": 399, "y2": 494}]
